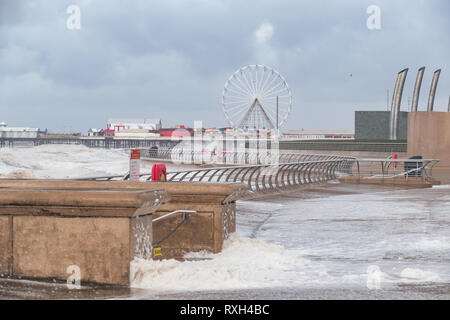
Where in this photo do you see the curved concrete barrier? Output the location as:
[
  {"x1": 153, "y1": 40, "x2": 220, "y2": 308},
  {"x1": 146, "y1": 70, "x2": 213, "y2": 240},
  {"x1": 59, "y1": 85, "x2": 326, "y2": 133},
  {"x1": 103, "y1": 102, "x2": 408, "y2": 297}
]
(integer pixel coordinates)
[
  {"x1": 0, "y1": 187, "x2": 168, "y2": 286},
  {"x1": 0, "y1": 180, "x2": 248, "y2": 264}
]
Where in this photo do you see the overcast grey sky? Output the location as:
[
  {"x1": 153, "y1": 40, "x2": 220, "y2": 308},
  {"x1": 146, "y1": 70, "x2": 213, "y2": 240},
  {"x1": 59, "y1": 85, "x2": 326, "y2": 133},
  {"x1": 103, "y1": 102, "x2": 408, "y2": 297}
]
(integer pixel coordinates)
[{"x1": 0, "y1": 0, "x2": 449, "y2": 133}]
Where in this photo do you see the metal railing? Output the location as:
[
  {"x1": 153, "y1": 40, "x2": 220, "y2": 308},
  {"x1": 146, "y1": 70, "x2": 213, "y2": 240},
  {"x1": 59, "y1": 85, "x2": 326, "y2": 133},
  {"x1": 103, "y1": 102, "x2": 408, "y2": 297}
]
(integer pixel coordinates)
[
  {"x1": 78, "y1": 156, "x2": 355, "y2": 192},
  {"x1": 76, "y1": 142, "x2": 439, "y2": 190},
  {"x1": 141, "y1": 147, "x2": 356, "y2": 166},
  {"x1": 279, "y1": 140, "x2": 408, "y2": 152},
  {"x1": 349, "y1": 158, "x2": 439, "y2": 181},
  {"x1": 161, "y1": 160, "x2": 353, "y2": 192}
]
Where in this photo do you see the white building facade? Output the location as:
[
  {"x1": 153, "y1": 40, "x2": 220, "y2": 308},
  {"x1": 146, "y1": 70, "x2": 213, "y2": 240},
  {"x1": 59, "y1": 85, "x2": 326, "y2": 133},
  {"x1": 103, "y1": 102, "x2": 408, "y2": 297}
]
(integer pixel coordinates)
[
  {"x1": 107, "y1": 118, "x2": 162, "y2": 132},
  {"x1": 282, "y1": 129, "x2": 354, "y2": 140},
  {"x1": 0, "y1": 122, "x2": 40, "y2": 138}
]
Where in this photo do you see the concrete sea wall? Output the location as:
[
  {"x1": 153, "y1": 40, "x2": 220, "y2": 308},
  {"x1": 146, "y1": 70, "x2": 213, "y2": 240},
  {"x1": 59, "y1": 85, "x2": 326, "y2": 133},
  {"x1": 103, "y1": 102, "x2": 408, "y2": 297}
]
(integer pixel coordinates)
[
  {"x1": 0, "y1": 180, "x2": 247, "y2": 283},
  {"x1": 408, "y1": 112, "x2": 450, "y2": 184},
  {"x1": 0, "y1": 188, "x2": 167, "y2": 285}
]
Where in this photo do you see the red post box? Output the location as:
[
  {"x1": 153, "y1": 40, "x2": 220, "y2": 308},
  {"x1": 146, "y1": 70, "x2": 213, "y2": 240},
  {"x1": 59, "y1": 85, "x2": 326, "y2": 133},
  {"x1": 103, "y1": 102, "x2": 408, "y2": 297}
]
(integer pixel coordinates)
[{"x1": 151, "y1": 163, "x2": 167, "y2": 181}]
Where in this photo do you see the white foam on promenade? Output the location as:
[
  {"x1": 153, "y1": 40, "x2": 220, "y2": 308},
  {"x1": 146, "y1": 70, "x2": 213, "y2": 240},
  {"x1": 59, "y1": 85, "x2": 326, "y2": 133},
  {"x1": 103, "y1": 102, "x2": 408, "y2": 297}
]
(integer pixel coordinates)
[
  {"x1": 130, "y1": 234, "x2": 332, "y2": 291},
  {"x1": 432, "y1": 184, "x2": 450, "y2": 189},
  {"x1": 130, "y1": 234, "x2": 445, "y2": 292},
  {"x1": 413, "y1": 238, "x2": 450, "y2": 251},
  {"x1": 400, "y1": 268, "x2": 441, "y2": 282}
]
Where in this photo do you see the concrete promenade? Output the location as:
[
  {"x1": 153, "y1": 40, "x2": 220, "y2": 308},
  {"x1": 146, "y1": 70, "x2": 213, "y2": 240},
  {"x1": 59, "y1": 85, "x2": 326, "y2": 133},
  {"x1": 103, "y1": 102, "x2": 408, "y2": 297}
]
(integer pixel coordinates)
[{"x1": 1, "y1": 183, "x2": 448, "y2": 300}]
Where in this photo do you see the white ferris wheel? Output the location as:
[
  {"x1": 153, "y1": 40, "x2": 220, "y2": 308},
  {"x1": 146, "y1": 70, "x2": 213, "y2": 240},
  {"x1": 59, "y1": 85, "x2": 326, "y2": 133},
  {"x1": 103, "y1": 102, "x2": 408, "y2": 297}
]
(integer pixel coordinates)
[{"x1": 222, "y1": 64, "x2": 292, "y2": 130}]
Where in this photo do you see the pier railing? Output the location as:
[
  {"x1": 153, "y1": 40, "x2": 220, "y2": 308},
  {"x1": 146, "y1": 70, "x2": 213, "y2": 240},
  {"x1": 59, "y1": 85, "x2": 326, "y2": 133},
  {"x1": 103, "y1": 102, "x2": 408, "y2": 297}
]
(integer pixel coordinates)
[
  {"x1": 347, "y1": 158, "x2": 439, "y2": 181},
  {"x1": 140, "y1": 148, "x2": 438, "y2": 181},
  {"x1": 141, "y1": 147, "x2": 355, "y2": 166},
  {"x1": 79, "y1": 155, "x2": 355, "y2": 192},
  {"x1": 279, "y1": 140, "x2": 408, "y2": 153},
  {"x1": 77, "y1": 155, "x2": 440, "y2": 191}
]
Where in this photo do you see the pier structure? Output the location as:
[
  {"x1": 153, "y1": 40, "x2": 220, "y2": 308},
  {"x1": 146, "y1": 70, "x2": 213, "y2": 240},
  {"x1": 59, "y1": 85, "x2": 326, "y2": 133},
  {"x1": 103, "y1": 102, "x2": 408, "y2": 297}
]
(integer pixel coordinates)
[
  {"x1": 0, "y1": 135, "x2": 410, "y2": 153},
  {"x1": 0, "y1": 136, "x2": 180, "y2": 149}
]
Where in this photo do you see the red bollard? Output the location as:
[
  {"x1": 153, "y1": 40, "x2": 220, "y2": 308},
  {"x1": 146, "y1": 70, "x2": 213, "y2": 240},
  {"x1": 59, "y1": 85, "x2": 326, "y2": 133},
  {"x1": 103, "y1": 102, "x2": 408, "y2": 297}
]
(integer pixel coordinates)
[{"x1": 151, "y1": 163, "x2": 167, "y2": 181}]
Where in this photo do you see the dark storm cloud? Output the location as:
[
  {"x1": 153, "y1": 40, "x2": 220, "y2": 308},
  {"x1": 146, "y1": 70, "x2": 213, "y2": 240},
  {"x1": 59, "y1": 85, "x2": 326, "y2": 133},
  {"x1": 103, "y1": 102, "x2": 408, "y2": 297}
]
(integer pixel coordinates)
[{"x1": 0, "y1": 0, "x2": 448, "y2": 132}]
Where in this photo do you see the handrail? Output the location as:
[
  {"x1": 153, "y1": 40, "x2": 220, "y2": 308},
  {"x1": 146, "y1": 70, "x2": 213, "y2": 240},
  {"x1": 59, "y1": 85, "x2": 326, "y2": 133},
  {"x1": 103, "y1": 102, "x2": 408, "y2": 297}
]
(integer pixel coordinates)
[
  {"x1": 348, "y1": 158, "x2": 439, "y2": 181},
  {"x1": 152, "y1": 210, "x2": 196, "y2": 223},
  {"x1": 73, "y1": 155, "x2": 439, "y2": 191},
  {"x1": 76, "y1": 157, "x2": 355, "y2": 192},
  {"x1": 141, "y1": 147, "x2": 356, "y2": 166}
]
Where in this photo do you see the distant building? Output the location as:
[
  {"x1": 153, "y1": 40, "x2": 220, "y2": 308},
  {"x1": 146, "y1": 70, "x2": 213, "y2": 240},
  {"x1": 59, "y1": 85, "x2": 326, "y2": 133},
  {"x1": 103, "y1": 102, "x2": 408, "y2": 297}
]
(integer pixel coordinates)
[
  {"x1": 104, "y1": 118, "x2": 162, "y2": 138},
  {"x1": 107, "y1": 118, "x2": 162, "y2": 133},
  {"x1": 103, "y1": 128, "x2": 115, "y2": 137},
  {"x1": 0, "y1": 122, "x2": 40, "y2": 138},
  {"x1": 115, "y1": 129, "x2": 160, "y2": 138},
  {"x1": 354, "y1": 111, "x2": 408, "y2": 140},
  {"x1": 87, "y1": 128, "x2": 103, "y2": 137},
  {"x1": 282, "y1": 129, "x2": 354, "y2": 140},
  {"x1": 158, "y1": 127, "x2": 193, "y2": 137}
]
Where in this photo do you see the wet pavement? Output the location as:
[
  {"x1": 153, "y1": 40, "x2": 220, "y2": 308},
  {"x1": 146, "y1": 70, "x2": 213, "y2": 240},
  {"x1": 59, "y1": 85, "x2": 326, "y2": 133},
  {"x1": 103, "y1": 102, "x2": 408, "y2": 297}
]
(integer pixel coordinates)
[{"x1": 1, "y1": 182, "x2": 449, "y2": 300}]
